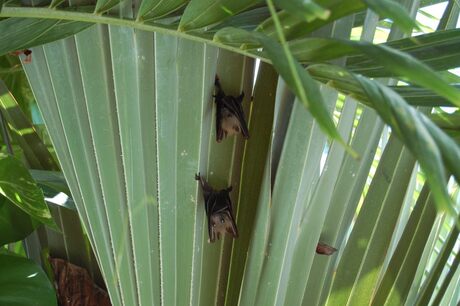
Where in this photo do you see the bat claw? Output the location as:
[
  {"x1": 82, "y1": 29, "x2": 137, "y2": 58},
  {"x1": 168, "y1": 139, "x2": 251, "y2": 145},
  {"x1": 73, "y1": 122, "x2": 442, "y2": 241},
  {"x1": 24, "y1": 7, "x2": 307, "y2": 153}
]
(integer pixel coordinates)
[{"x1": 195, "y1": 173, "x2": 201, "y2": 180}]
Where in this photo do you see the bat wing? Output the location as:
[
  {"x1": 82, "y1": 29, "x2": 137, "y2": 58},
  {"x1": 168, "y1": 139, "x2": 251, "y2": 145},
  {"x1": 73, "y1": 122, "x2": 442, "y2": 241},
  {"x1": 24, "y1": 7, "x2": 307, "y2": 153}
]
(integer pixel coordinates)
[
  {"x1": 224, "y1": 191, "x2": 238, "y2": 238},
  {"x1": 214, "y1": 192, "x2": 238, "y2": 239},
  {"x1": 215, "y1": 101, "x2": 225, "y2": 142},
  {"x1": 224, "y1": 209, "x2": 238, "y2": 238},
  {"x1": 222, "y1": 95, "x2": 249, "y2": 139},
  {"x1": 205, "y1": 194, "x2": 218, "y2": 242}
]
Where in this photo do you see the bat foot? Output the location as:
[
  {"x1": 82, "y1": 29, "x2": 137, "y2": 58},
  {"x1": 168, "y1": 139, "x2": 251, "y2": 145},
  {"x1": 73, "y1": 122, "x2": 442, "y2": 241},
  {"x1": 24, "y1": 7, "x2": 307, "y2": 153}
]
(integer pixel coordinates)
[{"x1": 195, "y1": 173, "x2": 201, "y2": 180}]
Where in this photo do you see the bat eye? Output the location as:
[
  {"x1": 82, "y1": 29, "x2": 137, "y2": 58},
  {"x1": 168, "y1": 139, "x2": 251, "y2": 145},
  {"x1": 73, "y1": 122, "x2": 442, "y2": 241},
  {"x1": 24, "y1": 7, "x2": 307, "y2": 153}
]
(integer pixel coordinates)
[{"x1": 220, "y1": 217, "x2": 225, "y2": 224}]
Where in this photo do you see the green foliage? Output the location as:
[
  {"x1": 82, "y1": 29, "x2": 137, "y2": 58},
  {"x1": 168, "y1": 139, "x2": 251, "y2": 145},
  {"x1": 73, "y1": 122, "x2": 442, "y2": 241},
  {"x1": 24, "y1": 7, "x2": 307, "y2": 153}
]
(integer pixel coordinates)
[
  {"x1": 0, "y1": 195, "x2": 38, "y2": 245},
  {"x1": 0, "y1": 154, "x2": 58, "y2": 230},
  {"x1": 0, "y1": 80, "x2": 59, "y2": 170},
  {"x1": 0, "y1": 252, "x2": 57, "y2": 306}
]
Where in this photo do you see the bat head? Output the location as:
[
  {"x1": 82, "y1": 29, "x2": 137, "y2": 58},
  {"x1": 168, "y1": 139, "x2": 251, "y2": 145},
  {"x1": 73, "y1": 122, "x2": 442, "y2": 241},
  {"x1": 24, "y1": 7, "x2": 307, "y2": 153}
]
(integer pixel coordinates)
[
  {"x1": 208, "y1": 211, "x2": 238, "y2": 243},
  {"x1": 220, "y1": 108, "x2": 243, "y2": 137}
]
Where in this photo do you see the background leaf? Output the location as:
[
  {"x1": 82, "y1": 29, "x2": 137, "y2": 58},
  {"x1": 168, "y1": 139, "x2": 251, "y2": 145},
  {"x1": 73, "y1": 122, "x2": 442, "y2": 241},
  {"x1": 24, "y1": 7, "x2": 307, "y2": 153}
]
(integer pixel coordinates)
[
  {"x1": 0, "y1": 195, "x2": 38, "y2": 245},
  {"x1": 363, "y1": 0, "x2": 420, "y2": 33},
  {"x1": 0, "y1": 253, "x2": 57, "y2": 306},
  {"x1": 0, "y1": 80, "x2": 59, "y2": 170},
  {"x1": 274, "y1": 0, "x2": 330, "y2": 22},
  {"x1": 0, "y1": 155, "x2": 57, "y2": 229}
]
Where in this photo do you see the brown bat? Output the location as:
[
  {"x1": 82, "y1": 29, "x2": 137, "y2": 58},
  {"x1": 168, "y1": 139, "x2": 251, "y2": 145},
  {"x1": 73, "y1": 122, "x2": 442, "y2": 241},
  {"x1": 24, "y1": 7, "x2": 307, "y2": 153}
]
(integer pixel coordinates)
[
  {"x1": 214, "y1": 76, "x2": 249, "y2": 142},
  {"x1": 316, "y1": 242, "x2": 337, "y2": 255},
  {"x1": 195, "y1": 173, "x2": 238, "y2": 243}
]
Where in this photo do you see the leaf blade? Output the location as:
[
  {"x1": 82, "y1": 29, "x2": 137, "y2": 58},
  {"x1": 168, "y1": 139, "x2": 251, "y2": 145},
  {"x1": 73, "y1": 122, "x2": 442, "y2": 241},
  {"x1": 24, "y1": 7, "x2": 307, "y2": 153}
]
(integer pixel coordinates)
[
  {"x1": 0, "y1": 18, "x2": 91, "y2": 57},
  {"x1": 363, "y1": 0, "x2": 420, "y2": 34},
  {"x1": 179, "y1": 0, "x2": 262, "y2": 31},
  {"x1": 0, "y1": 155, "x2": 58, "y2": 230},
  {"x1": 0, "y1": 253, "x2": 57, "y2": 306}
]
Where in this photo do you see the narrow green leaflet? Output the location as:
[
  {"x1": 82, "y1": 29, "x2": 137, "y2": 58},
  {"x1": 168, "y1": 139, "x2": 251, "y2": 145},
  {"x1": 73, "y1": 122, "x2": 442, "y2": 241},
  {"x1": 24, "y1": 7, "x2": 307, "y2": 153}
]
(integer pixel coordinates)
[
  {"x1": 274, "y1": 0, "x2": 330, "y2": 22},
  {"x1": 179, "y1": 0, "x2": 262, "y2": 31},
  {"x1": 0, "y1": 155, "x2": 58, "y2": 230},
  {"x1": 213, "y1": 26, "x2": 260, "y2": 47},
  {"x1": 348, "y1": 28, "x2": 460, "y2": 75},
  {"x1": 215, "y1": 28, "x2": 460, "y2": 108},
  {"x1": 257, "y1": 0, "x2": 365, "y2": 40},
  {"x1": 250, "y1": 30, "x2": 357, "y2": 157},
  {"x1": 0, "y1": 18, "x2": 91, "y2": 56},
  {"x1": 256, "y1": 0, "x2": 355, "y2": 158},
  {"x1": 363, "y1": 0, "x2": 419, "y2": 34},
  {"x1": 326, "y1": 135, "x2": 415, "y2": 306},
  {"x1": 0, "y1": 253, "x2": 57, "y2": 306},
  {"x1": 225, "y1": 62, "x2": 277, "y2": 306},
  {"x1": 353, "y1": 74, "x2": 454, "y2": 215},
  {"x1": 348, "y1": 43, "x2": 460, "y2": 107},
  {"x1": 308, "y1": 63, "x2": 460, "y2": 210},
  {"x1": 209, "y1": 7, "x2": 271, "y2": 32},
  {"x1": 289, "y1": 37, "x2": 358, "y2": 62},
  {"x1": 430, "y1": 111, "x2": 460, "y2": 130},
  {"x1": 0, "y1": 195, "x2": 38, "y2": 245},
  {"x1": 392, "y1": 86, "x2": 456, "y2": 107},
  {"x1": 432, "y1": 250, "x2": 460, "y2": 305},
  {"x1": 0, "y1": 81, "x2": 59, "y2": 171},
  {"x1": 238, "y1": 151, "x2": 272, "y2": 306},
  {"x1": 419, "y1": 114, "x2": 460, "y2": 185},
  {"x1": 94, "y1": 0, "x2": 122, "y2": 14},
  {"x1": 371, "y1": 185, "x2": 437, "y2": 305},
  {"x1": 307, "y1": 64, "x2": 456, "y2": 107},
  {"x1": 288, "y1": 38, "x2": 460, "y2": 107},
  {"x1": 416, "y1": 224, "x2": 460, "y2": 305},
  {"x1": 137, "y1": 0, "x2": 188, "y2": 20}
]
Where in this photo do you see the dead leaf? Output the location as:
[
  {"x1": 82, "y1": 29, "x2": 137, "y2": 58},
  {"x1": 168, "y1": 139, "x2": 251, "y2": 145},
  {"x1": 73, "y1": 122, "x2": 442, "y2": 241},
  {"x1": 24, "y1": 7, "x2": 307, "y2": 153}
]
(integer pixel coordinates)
[{"x1": 49, "y1": 258, "x2": 111, "y2": 306}]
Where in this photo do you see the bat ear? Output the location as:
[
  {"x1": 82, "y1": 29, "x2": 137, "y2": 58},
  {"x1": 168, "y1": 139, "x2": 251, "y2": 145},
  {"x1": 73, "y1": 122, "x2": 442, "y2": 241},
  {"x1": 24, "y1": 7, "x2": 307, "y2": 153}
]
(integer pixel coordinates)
[{"x1": 226, "y1": 186, "x2": 233, "y2": 193}]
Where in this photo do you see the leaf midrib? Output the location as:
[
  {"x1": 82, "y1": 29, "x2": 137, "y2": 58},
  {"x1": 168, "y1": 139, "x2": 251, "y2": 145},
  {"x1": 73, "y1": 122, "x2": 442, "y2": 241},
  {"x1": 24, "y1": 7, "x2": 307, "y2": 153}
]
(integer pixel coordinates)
[{"x1": 0, "y1": 6, "x2": 266, "y2": 62}]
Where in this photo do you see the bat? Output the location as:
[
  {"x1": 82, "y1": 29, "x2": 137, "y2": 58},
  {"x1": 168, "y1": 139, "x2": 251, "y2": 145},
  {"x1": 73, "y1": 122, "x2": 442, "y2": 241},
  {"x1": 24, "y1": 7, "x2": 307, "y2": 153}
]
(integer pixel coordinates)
[
  {"x1": 195, "y1": 173, "x2": 238, "y2": 243},
  {"x1": 316, "y1": 242, "x2": 337, "y2": 255},
  {"x1": 214, "y1": 76, "x2": 249, "y2": 142},
  {"x1": 10, "y1": 49, "x2": 32, "y2": 63}
]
